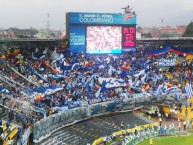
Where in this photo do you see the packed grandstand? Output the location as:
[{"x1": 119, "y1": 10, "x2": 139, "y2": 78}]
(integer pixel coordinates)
[{"x1": 0, "y1": 38, "x2": 193, "y2": 145}]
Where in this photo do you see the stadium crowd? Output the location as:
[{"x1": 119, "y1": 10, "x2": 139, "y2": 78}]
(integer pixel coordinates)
[{"x1": 0, "y1": 41, "x2": 192, "y2": 144}]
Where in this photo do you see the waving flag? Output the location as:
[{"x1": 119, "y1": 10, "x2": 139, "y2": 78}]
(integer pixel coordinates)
[
  {"x1": 71, "y1": 63, "x2": 80, "y2": 70},
  {"x1": 84, "y1": 61, "x2": 89, "y2": 67},
  {"x1": 185, "y1": 83, "x2": 193, "y2": 98},
  {"x1": 98, "y1": 78, "x2": 128, "y2": 88},
  {"x1": 95, "y1": 87, "x2": 101, "y2": 98},
  {"x1": 121, "y1": 64, "x2": 130, "y2": 71},
  {"x1": 43, "y1": 61, "x2": 59, "y2": 73},
  {"x1": 133, "y1": 70, "x2": 145, "y2": 77},
  {"x1": 30, "y1": 105, "x2": 46, "y2": 119},
  {"x1": 33, "y1": 86, "x2": 63, "y2": 95},
  {"x1": 141, "y1": 73, "x2": 147, "y2": 84},
  {"x1": 13, "y1": 49, "x2": 20, "y2": 56},
  {"x1": 0, "y1": 85, "x2": 9, "y2": 94},
  {"x1": 1, "y1": 55, "x2": 6, "y2": 59},
  {"x1": 162, "y1": 86, "x2": 177, "y2": 95},
  {"x1": 167, "y1": 83, "x2": 174, "y2": 88},
  {"x1": 60, "y1": 60, "x2": 72, "y2": 71},
  {"x1": 26, "y1": 66, "x2": 48, "y2": 83},
  {"x1": 1, "y1": 89, "x2": 9, "y2": 94},
  {"x1": 105, "y1": 57, "x2": 111, "y2": 63},
  {"x1": 144, "y1": 83, "x2": 150, "y2": 90},
  {"x1": 128, "y1": 90, "x2": 134, "y2": 94},
  {"x1": 6, "y1": 50, "x2": 12, "y2": 56}
]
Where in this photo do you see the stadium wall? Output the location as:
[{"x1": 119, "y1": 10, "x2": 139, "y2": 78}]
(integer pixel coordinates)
[{"x1": 32, "y1": 93, "x2": 177, "y2": 143}]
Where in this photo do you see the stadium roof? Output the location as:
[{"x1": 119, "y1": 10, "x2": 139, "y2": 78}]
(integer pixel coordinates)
[{"x1": 138, "y1": 37, "x2": 193, "y2": 41}]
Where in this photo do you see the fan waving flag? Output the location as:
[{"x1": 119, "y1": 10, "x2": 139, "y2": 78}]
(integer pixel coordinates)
[
  {"x1": 185, "y1": 83, "x2": 193, "y2": 98},
  {"x1": 13, "y1": 49, "x2": 20, "y2": 56},
  {"x1": 84, "y1": 61, "x2": 89, "y2": 67}
]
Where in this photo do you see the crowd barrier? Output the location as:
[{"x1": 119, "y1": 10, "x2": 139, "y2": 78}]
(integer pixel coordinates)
[
  {"x1": 32, "y1": 93, "x2": 178, "y2": 143},
  {"x1": 17, "y1": 127, "x2": 30, "y2": 145}
]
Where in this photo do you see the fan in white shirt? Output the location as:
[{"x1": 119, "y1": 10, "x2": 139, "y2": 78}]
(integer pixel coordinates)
[
  {"x1": 7, "y1": 137, "x2": 13, "y2": 145},
  {"x1": 1, "y1": 132, "x2": 6, "y2": 140}
]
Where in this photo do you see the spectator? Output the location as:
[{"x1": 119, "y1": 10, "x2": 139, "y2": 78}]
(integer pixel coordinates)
[
  {"x1": 121, "y1": 121, "x2": 124, "y2": 129},
  {"x1": 150, "y1": 138, "x2": 153, "y2": 145},
  {"x1": 8, "y1": 137, "x2": 13, "y2": 145},
  {"x1": 183, "y1": 120, "x2": 186, "y2": 130},
  {"x1": 0, "y1": 119, "x2": 2, "y2": 126},
  {"x1": 165, "y1": 113, "x2": 168, "y2": 121},
  {"x1": 103, "y1": 135, "x2": 107, "y2": 145},
  {"x1": 1, "y1": 132, "x2": 6, "y2": 141},
  {"x1": 0, "y1": 41, "x2": 192, "y2": 144}
]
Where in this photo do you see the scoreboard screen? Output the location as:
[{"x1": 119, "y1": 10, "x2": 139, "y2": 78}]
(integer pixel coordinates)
[
  {"x1": 67, "y1": 12, "x2": 137, "y2": 54},
  {"x1": 85, "y1": 26, "x2": 136, "y2": 54},
  {"x1": 86, "y1": 26, "x2": 122, "y2": 54}
]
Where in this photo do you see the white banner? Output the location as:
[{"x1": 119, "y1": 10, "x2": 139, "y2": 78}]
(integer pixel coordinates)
[
  {"x1": 133, "y1": 70, "x2": 145, "y2": 77},
  {"x1": 121, "y1": 92, "x2": 151, "y2": 98},
  {"x1": 154, "y1": 59, "x2": 176, "y2": 67},
  {"x1": 98, "y1": 78, "x2": 128, "y2": 88}
]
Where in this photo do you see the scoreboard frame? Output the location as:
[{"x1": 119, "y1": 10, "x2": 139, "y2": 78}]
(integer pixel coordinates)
[{"x1": 66, "y1": 12, "x2": 137, "y2": 54}]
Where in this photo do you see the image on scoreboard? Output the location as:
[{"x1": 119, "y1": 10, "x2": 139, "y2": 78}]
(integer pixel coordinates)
[{"x1": 86, "y1": 26, "x2": 122, "y2": 54}]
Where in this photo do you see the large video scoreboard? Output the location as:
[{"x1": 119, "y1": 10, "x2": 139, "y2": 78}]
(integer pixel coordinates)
[{"x1": 66, "y1": 12, "x2": 137, "y2": 54}]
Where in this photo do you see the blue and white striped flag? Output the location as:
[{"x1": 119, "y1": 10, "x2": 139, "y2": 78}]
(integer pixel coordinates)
[
  {"x1": 60, "y1": 106, "x2": 69, "y2": 112},
  {"x1": 162, "y1": 86, "x2": 177, "y2": 95},
  {"x1": 185, "y1": 83, "x2": 193, "y2": 98}
]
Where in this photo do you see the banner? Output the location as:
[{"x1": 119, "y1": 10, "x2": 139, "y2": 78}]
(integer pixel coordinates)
[
  {"x1": 162, "y1": 86, "x2": 179, "y2": 95},
  {"x1": 178, "y1": 61, "x2": 193, "y2": 67},
  {"x1": 98, "y1": 78, "x2": 128, "y2": 88},
  {"x1": 69, "y1": 25, "x2": 86, "y2": 53},
  {"x1": 154, "y1": 59, "x2": 176, "y2": 67},
  {"x1": 127, "y1": 69, "x2": 140, "y2": 75},
  {"x1": 33, "y1": 86, "x2": 63, "y2": 95},
  {"x1": 0, "y1": 83, "x2": 9, "y2": 94},
  {"x1": 26, "y1": 66, "x2": 48, "y2": 83},
  {"x1": 120, "y1": 92, "x2": 152, "y2": 99},
  {"x1": 133, "y1": 70, "x2": 145, "y2": 77},
  {"x1": 127, "y1": 93, "x2": 150, "y2": 98},
  {"x1": 68, "y1": 12, "x2": 137, "y2": 25},
  {"x1": 30, "y1": 105, "x2": 46, "y2": 119}
]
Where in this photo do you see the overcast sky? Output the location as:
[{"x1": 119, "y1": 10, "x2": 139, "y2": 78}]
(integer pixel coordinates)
[{"x1": 0, "y1": 0, "x2": 193, "y2": 29}]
